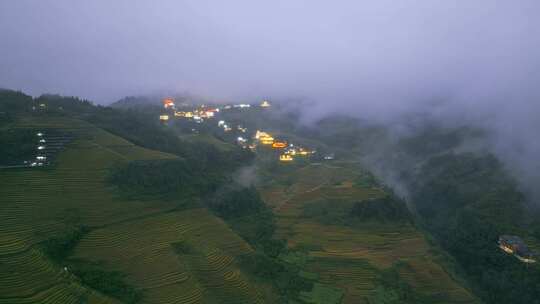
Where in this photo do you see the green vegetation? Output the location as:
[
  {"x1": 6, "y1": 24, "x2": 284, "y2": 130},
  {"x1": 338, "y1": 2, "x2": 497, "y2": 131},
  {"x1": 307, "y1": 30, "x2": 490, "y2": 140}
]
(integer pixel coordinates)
[
  {"x1": 108, "y1": 159, "x2": 225, "y2": 199},
  {"x1": 207, "y1": 185, "x2": 315, "y2": 302},
  {"x1": 0, "y1": 128, "x2": 37, "y2": 165},
  {"x1": 301, "y1": 194, "x2": 410, "y2": 226},
  {"x1": 354, "y1": 172, "x2": 378, "y2": 188},
  {"x1": 22, "y1": 93, "x2": 254, "y2": 172},
  {"x1": 238, "y1": 253, "x2": 313, "y2": 301},
  {"x1": 40, "y1": 222, "x2": 141, "y2": 303},
  {"x1": 0, "y1": 89, "x2": 34, "y2": 125},
  {"x1": 207, "y1": 186, "x2": 267, "y2": 219},
  {"x1": 412, "y1": 152, "x2": 540, "y2": 303},
  {"x1": 171, "y1": 240, "x2": 195, "y2": 255},
  {"x1": 0, "y1": 92, "x2": 267, "y2": 304},
  {"x1": 297, "y1": 114, "x2": 540, "y2": 303},
  {"x1": 206, "y1": 186, "x2": 280, "y2": 252},
  {"x1": 350, "y1": 195, "x2": 411, "y2": 223},
  {"x1": 369, "y1": 262, "x2": 418, "y2": 304},
  {"x1": 259, "y1": 162, "x2": 479, "y2": 303},
  {"x1": 1, "y1": 89, "x2": 506, "y2": 303},
  {"x1": 88, "y1": 107, "x2": 253, "y2": 169},
  {"x1": 70, "y1": 260, "x2": 142, "y2": 304},
  {"x1": 41, "y1": 226, "x2": 89, "y2": 262},
  {"x1": 302, "y1": 199, "x2": 355, "y2": 225},
  {"x1": 298, "y1": 283, "x2": 343, "y2": 304}
]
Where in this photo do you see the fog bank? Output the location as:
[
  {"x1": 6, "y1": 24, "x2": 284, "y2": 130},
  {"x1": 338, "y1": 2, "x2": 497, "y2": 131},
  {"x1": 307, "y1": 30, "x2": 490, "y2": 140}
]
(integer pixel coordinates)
[{"x1": 1, "y1": 1, "x2": 539, "y2": 199}]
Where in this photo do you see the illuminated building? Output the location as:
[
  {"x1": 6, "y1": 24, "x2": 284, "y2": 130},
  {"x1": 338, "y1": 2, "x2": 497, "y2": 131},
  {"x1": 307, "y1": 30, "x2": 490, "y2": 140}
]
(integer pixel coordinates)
[
  {"x1": 272, "y1": 141, "x2": 287, "y2": 149},
  {"x1": 159, "y1": 115, "x2": 169, "y2": 121},
  {"x1": 297, "y1": 148, "x2": 314, "y2": 156},
  {"x1": 259, "y1": 134, "x2": 274, "y2": 145},
  {"x1": 285, "y1": 149, "x2": 296, "y2": 156},
  {"x1": 261, "y1": 100, "x2": 271, "y2": 108},
  {"x1": 255, "y1": 130, "x2": 272, "y2": 140},
  {"x1": 193, "y1": 115, "x2": 203, "y2": 123},
  {"x1": 280, "y1": 154, "x2": 293, "y2": 162},
  {"x1": 163, "y1": 98, "x2": 175, "y2": 109},
  {"x1": 499, "y1": 235, "x2": 537, "y2": 263}
]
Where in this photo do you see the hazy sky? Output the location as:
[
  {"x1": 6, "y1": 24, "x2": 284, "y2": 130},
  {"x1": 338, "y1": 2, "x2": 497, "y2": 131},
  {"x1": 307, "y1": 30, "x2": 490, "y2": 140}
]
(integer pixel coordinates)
[
  {"x1": 1, "y1": 1, "x2": 539, "y2": 196},
  {"x1": 1, "y1": 1, "x2": 538, "y2": 104}
]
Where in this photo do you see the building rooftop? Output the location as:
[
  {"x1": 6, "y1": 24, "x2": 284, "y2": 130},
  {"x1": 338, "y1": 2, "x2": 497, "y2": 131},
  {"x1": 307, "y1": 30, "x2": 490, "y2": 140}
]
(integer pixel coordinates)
[{"x1": 499, "y1": 235, "x2": 537, "y2": 260}]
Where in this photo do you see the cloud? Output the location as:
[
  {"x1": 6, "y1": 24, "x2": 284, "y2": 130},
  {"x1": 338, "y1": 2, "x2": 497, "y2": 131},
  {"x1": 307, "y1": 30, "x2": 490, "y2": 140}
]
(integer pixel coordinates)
[{"x1": 1, "y1": 0, "x2": 539, "y2": 198}]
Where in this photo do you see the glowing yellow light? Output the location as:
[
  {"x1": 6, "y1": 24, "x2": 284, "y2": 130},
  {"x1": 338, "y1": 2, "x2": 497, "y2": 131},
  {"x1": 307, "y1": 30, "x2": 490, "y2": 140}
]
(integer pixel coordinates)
[{"x1": 280, "y1": 154, "x2": 293, "y2": 162}]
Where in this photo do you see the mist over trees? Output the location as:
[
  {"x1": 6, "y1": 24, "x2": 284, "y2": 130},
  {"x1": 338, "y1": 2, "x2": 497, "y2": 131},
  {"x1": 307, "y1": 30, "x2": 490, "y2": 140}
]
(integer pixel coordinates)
[{"x1": 1, "y1": 1, "x2": 540, "y2": 302}]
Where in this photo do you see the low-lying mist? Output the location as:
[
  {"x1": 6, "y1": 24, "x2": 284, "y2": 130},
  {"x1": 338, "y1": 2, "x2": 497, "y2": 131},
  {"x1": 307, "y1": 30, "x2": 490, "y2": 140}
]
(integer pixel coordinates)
[{"x1": 304, "y1": 106, "x2": 540, "y2": 204}]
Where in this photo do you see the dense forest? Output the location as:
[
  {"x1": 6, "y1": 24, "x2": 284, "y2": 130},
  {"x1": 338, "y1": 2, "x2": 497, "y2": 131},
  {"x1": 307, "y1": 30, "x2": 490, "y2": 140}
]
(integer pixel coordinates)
[
  {"x1": 303, "y1": 115, "x2": 540, "y2": 304},
  {"x1": 411, "y1": 153, "x2": 540, "y2": 303}
]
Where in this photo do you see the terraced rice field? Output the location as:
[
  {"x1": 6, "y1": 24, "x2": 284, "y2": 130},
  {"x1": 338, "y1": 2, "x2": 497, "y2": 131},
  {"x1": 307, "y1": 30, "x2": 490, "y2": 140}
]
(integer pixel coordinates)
[
  {"x1": 73, "y1": 209, "x2": 264, "y2": 304},
  {"x1": 260, "y1": 163, "x2": 479, "y2": 304},
  {"x1": 0, "y1": 116, "x2": 269, "y2": 304}
]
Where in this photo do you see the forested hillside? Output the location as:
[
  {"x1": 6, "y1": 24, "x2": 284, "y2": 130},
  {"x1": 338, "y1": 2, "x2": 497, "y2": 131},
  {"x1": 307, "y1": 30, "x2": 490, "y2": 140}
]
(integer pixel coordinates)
[
  {"x1": 0, "y1": 90, "x2": 485, "y2": 303},
  {"x1": 304, "y1": 115, "x2": 540, "y2": 304}
]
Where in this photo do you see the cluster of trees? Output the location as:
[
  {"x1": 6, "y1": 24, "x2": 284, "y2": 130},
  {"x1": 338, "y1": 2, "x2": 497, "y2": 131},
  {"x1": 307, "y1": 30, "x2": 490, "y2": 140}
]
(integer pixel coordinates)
[
  {"x1": 350, "y1": 195, "x2": 411, "y2": 223},
  {"x1": 108, "y1": 159, "x2": 226, "y2": 200},
  {"x1": 205, "y1": 185, "x2": 289, "y2": 256},
  {"x1": 300, "y1": 194, "x2": 410, "y2": 226},
  {"x1": 41, "y1": 226, "x2": 89, "y2": 262},
  {"x1": 40, "y1": 224, "x2": 141, "y2": 303},
  {"x1": 0, "y1": 91, "x2": 40, "y2": 165},
  {"x1": 70, "y1": 261, "x2": 142, "y2": 304},
  {"x1": 0, "y1": 129, "x2": 36, "y2": 165},
  {"x1": 205, "y1": 185, "x2": 313, "y2": 301},
  {"x1": 0, "y1": 89, "x2": 34, "y2": 124},
  {"x1": 370, "y1": 261, "x2": 437, "y2": 304},
  {"x1": 411, "y1": 152, "x2": 540, "y2": 303},
  {"x1": 206, "y1": 186, "x2": 266, "y2": 219}
]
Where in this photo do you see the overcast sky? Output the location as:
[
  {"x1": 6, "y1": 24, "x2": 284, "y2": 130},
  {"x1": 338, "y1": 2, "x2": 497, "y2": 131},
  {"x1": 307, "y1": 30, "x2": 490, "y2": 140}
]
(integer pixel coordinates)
[
  {"x1": 1, "y1": 1, "x2": 540, "y2": 196},
  {"x1": 0, "y1": 1, "x2": 538, "y2": 105}
]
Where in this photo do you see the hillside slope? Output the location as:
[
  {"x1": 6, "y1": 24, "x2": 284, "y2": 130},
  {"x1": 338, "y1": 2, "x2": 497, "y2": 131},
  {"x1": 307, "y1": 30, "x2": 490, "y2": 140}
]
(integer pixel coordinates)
[
  {"x1": 0, "y1": 116, "x2": 272, "y2": 304},
  {"x1": 259, "y1": 161, "x2": 479, "y2": 304}
]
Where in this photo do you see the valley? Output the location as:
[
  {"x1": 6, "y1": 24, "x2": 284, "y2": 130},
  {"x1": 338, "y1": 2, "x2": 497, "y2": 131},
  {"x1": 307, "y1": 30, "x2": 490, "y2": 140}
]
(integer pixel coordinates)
[{"x1": 1, "y1": 91, "x2": 538, "y2": 304}]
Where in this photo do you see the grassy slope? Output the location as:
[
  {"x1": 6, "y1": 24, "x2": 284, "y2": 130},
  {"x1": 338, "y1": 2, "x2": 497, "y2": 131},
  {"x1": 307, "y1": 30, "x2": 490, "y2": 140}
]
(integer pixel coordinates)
[
  {"x1": 259, "y1": 162, "x2": 480, "y2": 304},
  {"x1": 179, "y1": 133, "x2": 237, "y2": 152},
  {"x1": 0, "y1": 116, "x2": 271, "y2": 304}
]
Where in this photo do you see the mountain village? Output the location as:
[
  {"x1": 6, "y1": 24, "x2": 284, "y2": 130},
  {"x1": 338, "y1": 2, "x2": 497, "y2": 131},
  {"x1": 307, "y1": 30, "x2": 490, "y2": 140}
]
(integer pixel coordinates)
[{"x1": 158, "y1": 98, "x2": 323, "y2": 163}]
